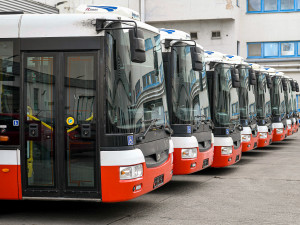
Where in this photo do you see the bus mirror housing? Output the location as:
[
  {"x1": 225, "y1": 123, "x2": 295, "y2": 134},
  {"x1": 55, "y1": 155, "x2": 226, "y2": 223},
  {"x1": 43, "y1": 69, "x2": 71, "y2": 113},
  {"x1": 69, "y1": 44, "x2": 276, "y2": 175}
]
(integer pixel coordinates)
[
  {"x1": 290, "y1": 80, "x2": 296, "y2": 91},
  {"x1": 191, "y1": 46, "x2": 203, "y2": 72},
  {"x1": 266, "y1": 75, "x2": 272, "y2": 89},
  {"x1": 249, "y1": 69, "x2": 256, "y2": 85},
  {"x1": 282, "y1": 78, "x2": 287, "y2": 91},
  {"x1": 129, "y1": 29, "x2": 146, "y2": 63},
  {"x1": 231, "y1": 68, "x2": 240, "y2": 88}
]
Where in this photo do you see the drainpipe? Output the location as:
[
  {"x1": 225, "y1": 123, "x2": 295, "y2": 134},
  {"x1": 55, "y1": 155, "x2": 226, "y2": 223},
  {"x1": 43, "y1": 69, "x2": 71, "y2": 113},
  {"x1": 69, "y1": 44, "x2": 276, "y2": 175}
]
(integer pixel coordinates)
[{"x1": 140, "y1": 0, "x2": 145, "y2": 22}]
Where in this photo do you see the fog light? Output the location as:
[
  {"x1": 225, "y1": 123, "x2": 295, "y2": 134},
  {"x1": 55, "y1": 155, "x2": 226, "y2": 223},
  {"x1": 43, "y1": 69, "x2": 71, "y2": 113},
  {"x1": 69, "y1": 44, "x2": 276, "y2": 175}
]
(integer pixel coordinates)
[
  {"x1": 242, "y1": 134, "x2": 251, "y2": 142},
  {"x1": 221, "y1": 146, "x2": 232, "y2": 155},
  {"x1": 120, "y1": 164, "x2": 143, "y2": 180},
  {"x1": 259, "y1": 132, "x2": 267, "y2": 139},
  {"x1": 276, "y1": 128, "x2": 283, "y2": 134},
  {"x1": 182, "y1": 148, "x2": 197, "y2": 159},
  {"x1": 191, "y1": 162, "x2": 197, "y2": 168},
  {"x1": 133, "y1": 184, "x2": 142, "y2": 192},
  {"x1": 247, "y1": 144, "x2": 250, "y2": 147}
]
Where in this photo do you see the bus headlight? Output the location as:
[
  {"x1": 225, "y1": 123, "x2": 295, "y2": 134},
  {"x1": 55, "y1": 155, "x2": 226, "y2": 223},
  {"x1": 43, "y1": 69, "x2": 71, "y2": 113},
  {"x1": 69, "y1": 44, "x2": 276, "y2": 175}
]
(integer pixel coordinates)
[
  {"x1": 221, "y1": 146, "x2": 232, "y2": 155},
  {"x1": 120, "y1": 164, "x2": 143, "y2": 180},
  {"x1": 241, "y1": 134, "x2": 251, "y2": 142},
  {"x1": 259, "y1": 132, "x2": 267, "y2": 139},
  {"x1": 276, "y1": 128, "x2": 283, "y2": 134},
  {"x1": 181, "y1": 148, "x2": 197, "y2": 159}
]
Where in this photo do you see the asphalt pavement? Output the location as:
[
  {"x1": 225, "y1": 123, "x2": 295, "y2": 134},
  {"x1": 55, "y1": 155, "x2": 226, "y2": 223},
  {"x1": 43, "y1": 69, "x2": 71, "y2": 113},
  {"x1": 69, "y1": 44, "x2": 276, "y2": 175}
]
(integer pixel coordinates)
[{"x1": 1, "y1": 132, "x2": 300, "y2": 225}]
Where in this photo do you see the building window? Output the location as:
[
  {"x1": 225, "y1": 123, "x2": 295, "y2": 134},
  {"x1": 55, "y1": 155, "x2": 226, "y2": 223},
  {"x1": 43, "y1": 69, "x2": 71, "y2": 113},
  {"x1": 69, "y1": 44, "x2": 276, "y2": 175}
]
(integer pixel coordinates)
[
  {"x1": 248, "y1": 0, "x2": 262, "y2": 11},
  {"x1": 190, "y1": 32, "x2": 198, "y2": 40},
  {"x1": 248, "y1": 43, "x2": 262, "y2": 57},
  {"x1": 264, "y1": 0, "x2": 277, "y2": 11},
  {"x1": 248, "y1": 41, "x2": 300, "y2": 58},
  {"x1": 281, "y1": 42, "x2": 295, "y2": 56},
  {"x1": 247, "y1": 0, "x2": 300, "y2": 12},
  {"x1": 264, "y1": 42, "x2": 279, "y2": 57},
  {"x1": 211, "y1": 31, "x2": 221, "y2": 39},
  {"x1": 237, "y1": 41, "x2": 240, "y2": 56},
  {"x1": 281, "y1": 0, "x2": 294, "y2": 10}
]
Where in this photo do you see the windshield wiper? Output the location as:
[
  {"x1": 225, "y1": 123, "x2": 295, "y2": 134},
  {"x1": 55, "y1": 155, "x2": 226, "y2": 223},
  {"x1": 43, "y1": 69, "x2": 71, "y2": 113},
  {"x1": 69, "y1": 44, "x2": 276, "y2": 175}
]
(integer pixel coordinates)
[{"x1": 136, "y1": 119, "x2": 159, "y2": 142}]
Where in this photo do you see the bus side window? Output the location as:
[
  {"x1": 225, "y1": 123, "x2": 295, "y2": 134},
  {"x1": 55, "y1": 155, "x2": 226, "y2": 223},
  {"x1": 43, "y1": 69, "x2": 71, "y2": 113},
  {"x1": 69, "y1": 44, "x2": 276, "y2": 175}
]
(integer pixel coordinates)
[{"x1": 0, "y1": 40, "x2": 20, "y2": 146}]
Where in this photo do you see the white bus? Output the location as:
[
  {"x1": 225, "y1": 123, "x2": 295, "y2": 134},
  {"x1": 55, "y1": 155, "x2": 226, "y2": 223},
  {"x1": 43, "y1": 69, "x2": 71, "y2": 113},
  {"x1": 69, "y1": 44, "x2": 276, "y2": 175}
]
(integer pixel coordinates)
[{"x1": 0, "y1": 6, "x2": 174, "y2": 202}]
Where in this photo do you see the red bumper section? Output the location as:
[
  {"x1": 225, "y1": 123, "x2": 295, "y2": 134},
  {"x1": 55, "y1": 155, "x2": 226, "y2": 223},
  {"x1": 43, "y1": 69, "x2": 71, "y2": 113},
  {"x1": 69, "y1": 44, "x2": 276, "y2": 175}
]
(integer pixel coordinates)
[
  {"x1": 101, "y1": 154, "x2": 173, "y2": 202},
  {"x1": 242, "y1": 134, "x2": 259, "y2": 152},
  {"x1": 272, "y1": 128, "x2": 286, "y2": 142},
  {"x1": 257, "y1": 132, "x2": 273, "y2": 148},
  {"x1": 172, "y1": 145, "x2": 214, "y2": 175},
  {"x1": 211, "y1": 145, "x2": 242, "y2": 168},
  {"x1": 0, "y1": 165, "x2": 22, "y2": 200}
]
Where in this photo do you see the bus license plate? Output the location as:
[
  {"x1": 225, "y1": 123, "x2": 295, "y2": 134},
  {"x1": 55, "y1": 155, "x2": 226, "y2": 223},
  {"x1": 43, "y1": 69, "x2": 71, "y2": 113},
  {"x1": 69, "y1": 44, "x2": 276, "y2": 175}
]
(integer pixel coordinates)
[{"x1": 153, "y1": 174, "x2": 164, "y2": 189}]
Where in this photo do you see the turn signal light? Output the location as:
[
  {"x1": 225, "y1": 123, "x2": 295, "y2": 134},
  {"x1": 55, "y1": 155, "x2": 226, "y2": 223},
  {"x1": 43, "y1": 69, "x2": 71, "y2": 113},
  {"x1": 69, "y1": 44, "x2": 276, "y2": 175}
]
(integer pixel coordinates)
[
  {"x1": 2, "y1": 168, "x2": 10, "y2": 173},
  {"x1": 0, "y1": 136, "x2": 9, "y2": 142}
]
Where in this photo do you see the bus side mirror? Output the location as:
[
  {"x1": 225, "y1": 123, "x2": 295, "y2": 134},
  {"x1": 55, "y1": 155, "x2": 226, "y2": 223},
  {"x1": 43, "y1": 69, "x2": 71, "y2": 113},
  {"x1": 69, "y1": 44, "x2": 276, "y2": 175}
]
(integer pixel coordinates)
[
  {"x1": 291, "y1": 80, "x2": 296, "y2": 91},
  {"x1": 282, "y1": 79, "x2": 287, "y2": 91},
  {"x1": 266, "y1": 75, "x2": 272, "y2": 89},
  {"x1": 249, "y1": 69, "x2": 256, "y2": 85},
  {"x1": 129, "y1": 29, "x2": 146, "y2": 63},
  {"x1": 231, "y1": 68, "x2": 240, "y2": 88},
  {"x1": 191, "y1": 46, "x2": 203, "y2": 72}
]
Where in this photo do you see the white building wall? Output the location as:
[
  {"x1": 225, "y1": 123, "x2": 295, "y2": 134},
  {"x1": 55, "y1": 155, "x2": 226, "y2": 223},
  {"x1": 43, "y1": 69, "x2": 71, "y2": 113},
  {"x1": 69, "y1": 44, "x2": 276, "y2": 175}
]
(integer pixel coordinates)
[
  {"x1": 34, "y1": 0, "x2": 140, "y2": 13},
  {"x1": 149, "y1": 19, "x2": 237, "y2": 55}
]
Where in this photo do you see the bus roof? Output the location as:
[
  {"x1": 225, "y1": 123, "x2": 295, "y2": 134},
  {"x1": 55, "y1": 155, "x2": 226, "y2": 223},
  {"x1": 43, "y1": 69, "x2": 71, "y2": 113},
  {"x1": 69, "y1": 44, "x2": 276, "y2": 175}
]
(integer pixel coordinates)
[
  {"x1": 76, "y1": 4, "x2": 140, "y2": 21},
  {"x1": 0, "y1": 12, "x2": 158, "y2": 39}
]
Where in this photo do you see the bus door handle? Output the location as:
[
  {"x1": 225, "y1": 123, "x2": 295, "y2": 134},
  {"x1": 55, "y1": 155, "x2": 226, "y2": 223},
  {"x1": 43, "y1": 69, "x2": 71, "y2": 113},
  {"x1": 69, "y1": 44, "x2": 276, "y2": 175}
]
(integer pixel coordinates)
[
  {"x1": 81, "y1": 124, "x2": 91, "y2": 138},
  {"x1": 29, "y1": 124, "x2": 39, "y2": 138}
]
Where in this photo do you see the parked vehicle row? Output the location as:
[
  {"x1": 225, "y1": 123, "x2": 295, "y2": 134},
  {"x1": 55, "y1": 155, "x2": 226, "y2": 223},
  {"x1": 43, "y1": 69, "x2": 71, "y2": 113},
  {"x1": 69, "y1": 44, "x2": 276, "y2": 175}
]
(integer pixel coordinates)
[{"x1": 0, "y1": 5, "x2": 299, "y2": 203}]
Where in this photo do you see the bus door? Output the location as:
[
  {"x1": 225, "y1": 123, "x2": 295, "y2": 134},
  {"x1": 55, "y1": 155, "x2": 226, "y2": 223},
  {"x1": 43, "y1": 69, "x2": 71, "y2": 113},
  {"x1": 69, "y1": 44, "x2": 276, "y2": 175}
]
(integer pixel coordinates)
[{"x1": 21, "y1": 52, "x2": 100, "y2": 199}]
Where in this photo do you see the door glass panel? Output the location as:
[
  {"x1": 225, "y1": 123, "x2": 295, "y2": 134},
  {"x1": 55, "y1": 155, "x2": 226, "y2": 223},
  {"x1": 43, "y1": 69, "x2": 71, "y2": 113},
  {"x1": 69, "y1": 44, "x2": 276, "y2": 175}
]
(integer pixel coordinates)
[
  {"x1": 25, "y1": 56, "x2": 55, "y2": 187},
  {"x1": 65, "y1": 55, "x2": 96, "y2": 188}
]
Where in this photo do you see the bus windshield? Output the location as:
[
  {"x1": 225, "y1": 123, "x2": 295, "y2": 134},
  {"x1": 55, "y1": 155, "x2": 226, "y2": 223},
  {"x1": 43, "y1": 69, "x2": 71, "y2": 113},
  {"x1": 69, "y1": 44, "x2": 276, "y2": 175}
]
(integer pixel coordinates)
[
  {"x1": 256, "y1": 73, "x2": 271, "y2": 119},
  {"x1": 284, "y1": 80, "x2": 293, "y2": 116},
  {"x1": 171, "y1": 45, "x2": 209, "y2": 125},
  {"x1": 105, "y1": 26, "x2": 169, "y2": 134},
  {"x1": 291, "y1": 87, "x2": 297, "y2": 114},
  {"x1": 239, "y1": 66, "x2": 256, "y2": 120},
  {"x1": 271, "y1": 76, "x2": 286, "y2": 118},
  {"x1": 214, "y1": 64, "x2": 240, "y2": 127}
]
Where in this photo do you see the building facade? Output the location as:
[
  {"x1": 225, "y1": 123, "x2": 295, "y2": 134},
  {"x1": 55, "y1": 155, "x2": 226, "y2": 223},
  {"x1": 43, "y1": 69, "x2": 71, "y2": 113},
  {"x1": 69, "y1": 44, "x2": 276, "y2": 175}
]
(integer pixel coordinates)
[{"x1": 5, "y1": 0, "x2": 300, "y2": 105}]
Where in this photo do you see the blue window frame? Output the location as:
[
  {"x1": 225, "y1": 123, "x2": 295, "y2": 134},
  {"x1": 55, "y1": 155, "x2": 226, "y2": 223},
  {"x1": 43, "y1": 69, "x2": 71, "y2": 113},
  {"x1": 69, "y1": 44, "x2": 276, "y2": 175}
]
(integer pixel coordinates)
[
  {"x1": 264, "y1": 42, "x2": 279, "y2": 57},
  {"x1": 247, "y1": 0, "x2": 299, "y2": 12},
  {"x1": 264, "y1": 0, "x2": 278, "y2": 11},
  {"x1": 248, "y1": 43, "x2": 262, "y2": 58},
  {"x1": 248, "y1": 41, "x2": 300, "y2": 58},
  {"x1": 281, "y1": 42, "x2": 295, "y2": 56},
  {"x1": 248, "y1": 0, "x2": 262, "y2": 12}
]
